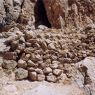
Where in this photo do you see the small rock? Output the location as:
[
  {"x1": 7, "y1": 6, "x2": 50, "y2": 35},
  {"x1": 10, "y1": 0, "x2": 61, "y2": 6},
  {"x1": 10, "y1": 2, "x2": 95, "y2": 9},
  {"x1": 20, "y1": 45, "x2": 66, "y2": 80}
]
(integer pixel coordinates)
[
  {"x1": 40, "y1": 41, "x2": 47, "y2": 51},
  {"x1": 17, "y1": 43, "x2": 25, "y2": 51},
  {"x1": 51, "y1": 55, "x2": 57, "y2": 60},
  {"x1": 35, "y1": 68, "x2": 43, "y2": 74},
  {"x1": 11, "y1": 40, "x2": 18, "y2": 50},
  {"x1": 28, "y1": 71, "x2": 37, "y2": 81},
  {"x1": 53, "y1": 69, "x2": 62, "y2": 76},
  {"x1": 39, "y1": 62, "x2": 46, "y2": 69},
  {"x1": 19, "y1": 36, "x2": 25, "y2": 43},
  {"x1": 52, "y1": 61, "x2": 60, "y2": 64},
  {"x1": 50, "y1": 61, "x2": 59, "y2": 69},
  {"x1": 45, "y1": 59, "x2": 51, "y2": 64},
  {"x1": 15, "y1": 29, "x2": 24, "y2": 36},
  {"x1": 38, "y1": 25, "x2": 48, "y2": 30},
  {"x1": 38, "y1": 74, "x2": 45, "y2": 81},
  {"x1": 27, "y1": 67, "x2": 35, "y2": 72},
  {"x1": 2, "y1": 60, "x2": 17, "y2": 70},
  {"x1": 0, "y1": 57, "x2": 3, "y2": 67},
  {"x1": 46, "y1": 75, "x2": 57, "y2": 82},
  {"x1": 27, "y1": 60, "x2": 38, "y2": 67},
  {"x1": 15, "y1": 68, "x2": 28, "y2": 80},
  {"x1": 25, "y1": 31, "x2": 35, "y2": 39},
  {"x1": 43, "y1": 67, "x2": 52, "y2": 74},
  {"x1": 26, "y1": 42, "x2": 31, "y2": 47},
  {"x1": 35, "y1": 54, "x2": 42, "y2": 61},
  {"x1": 18, "y1": 59, "x2": 27, "y2": 68},
  {"x1": 3, "y1": 52, "x2": 17, "y2": 60},
  {"x1": 48, "y1": 43, "x2": 56, "y2": 50},
  {"x1": 24, "y1": 54, "x2": 31, "y2": 61},
  {"x1": 46, "y1": 39, "x2": 51, "y2": 44}
]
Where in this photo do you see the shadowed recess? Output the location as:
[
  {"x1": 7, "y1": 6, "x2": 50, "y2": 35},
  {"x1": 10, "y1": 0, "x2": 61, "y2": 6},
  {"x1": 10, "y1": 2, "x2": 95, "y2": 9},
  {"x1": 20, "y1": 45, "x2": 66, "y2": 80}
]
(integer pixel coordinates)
[{"x1": 34, "y1": 0, "x2": 51, "y2": 28}]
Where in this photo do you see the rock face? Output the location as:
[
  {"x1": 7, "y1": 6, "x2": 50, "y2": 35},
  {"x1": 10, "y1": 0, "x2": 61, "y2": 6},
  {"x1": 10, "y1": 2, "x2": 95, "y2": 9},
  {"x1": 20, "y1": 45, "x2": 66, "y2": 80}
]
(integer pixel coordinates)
[
  {"x1": 0, "y1": 0, "x2": 35, "y2": 30},
  {"x1": 0, "y1": 0, "x2": 95, "y2": 30},
  {"x1": 43, "y1": 0, "x2": 95, "y2": 28}
]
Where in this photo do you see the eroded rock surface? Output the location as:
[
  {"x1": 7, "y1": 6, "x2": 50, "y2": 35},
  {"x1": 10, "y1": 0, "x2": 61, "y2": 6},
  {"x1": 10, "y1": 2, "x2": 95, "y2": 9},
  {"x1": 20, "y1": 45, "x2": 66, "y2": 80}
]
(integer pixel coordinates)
[{"x1": 43, "y1": 0, "x2": 95, "y2": 29}]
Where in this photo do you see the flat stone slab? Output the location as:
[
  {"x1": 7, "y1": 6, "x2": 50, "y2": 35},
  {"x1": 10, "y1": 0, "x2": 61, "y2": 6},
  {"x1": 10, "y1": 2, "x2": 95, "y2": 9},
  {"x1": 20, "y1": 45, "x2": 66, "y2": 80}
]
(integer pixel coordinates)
[{"x1": 22, "y1": 83, "x2": 84, "y2": 95}]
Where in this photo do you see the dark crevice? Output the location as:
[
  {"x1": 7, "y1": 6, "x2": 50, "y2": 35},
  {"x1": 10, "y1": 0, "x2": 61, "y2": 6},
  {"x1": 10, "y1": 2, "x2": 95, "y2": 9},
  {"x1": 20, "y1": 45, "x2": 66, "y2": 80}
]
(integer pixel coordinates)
[{"x1": 34, "y1": 0, "x2": 51, "y2": 28}]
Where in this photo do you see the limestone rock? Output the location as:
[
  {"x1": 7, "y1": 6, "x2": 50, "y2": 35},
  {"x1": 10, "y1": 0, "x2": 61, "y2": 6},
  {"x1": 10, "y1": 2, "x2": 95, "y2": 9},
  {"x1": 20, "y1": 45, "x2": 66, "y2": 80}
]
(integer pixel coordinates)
[
  {"x1": 43, "y1": 67, "x2": 52, "y2": 74},
  {"x1": 53, "y1": 69, "x2": 62, "y2": 76},
  {"x1": 37, "y1": 74, "x2": 45, "y2": 81},
  {"x1": 18, "y1": 0, "x2": 35, "y2": 25},
  {"x1": 28, "y1": 71, "x2": 37, "y2": 81},
  {"x1": 15, "y1": 68, "x2": 28, "y2": 80},
  {"x1": 43, "y1": 0, "x2": 95, "y2": 29},
  {"x1": 46, "y1": 74, "x2": 57, "y2": 82},
  {"x1": 2, "y1": 60, "x2": 17, "y2": 70},
  {"x1": 18, "y1": 59, "x2": 27, "y2": 68},
  {"x1": 48, "y1": 43, "x2": 56, "y2": 50},
  {"x1": 0, "y1": 57, "x2": 3, "y2": 67}
]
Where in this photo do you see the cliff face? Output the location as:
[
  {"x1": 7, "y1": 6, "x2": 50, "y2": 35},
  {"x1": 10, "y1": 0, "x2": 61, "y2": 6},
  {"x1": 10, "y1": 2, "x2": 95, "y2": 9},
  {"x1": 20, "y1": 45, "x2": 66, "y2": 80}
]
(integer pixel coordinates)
[
  {"x1": 0, "y1": 0, "x2": 35, "y2": 29},
  {"x1": 0, "y1": 0, "x2": 95, "y2": 30},
  {"x1": 43, "y1": 0, "x2": 95, "y2": 29}
]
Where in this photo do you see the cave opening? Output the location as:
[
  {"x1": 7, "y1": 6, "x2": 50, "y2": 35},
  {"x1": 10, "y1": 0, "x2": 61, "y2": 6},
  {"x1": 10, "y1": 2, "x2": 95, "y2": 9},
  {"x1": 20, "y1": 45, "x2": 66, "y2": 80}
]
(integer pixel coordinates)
[{"x1": 34, "y1": 0, "x2": 51, "y2": 28}]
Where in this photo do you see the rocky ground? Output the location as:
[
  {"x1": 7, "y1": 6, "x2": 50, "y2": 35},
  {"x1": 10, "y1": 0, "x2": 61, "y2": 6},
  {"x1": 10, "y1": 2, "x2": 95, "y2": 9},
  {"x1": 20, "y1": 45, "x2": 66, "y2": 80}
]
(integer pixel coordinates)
[
  {"x1": 0, "y1": 25, "x2": 95, "y2": 95},
  {"x1": 0, "y1": 0, "x2": 95, "y2": 95}
]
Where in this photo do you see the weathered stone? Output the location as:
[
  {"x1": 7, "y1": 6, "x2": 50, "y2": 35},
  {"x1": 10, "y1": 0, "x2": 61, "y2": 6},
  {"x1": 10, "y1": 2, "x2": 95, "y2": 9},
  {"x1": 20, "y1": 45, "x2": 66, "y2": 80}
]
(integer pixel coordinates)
[
  {"x1": 27, "y1": 67, "x2": 35, "y2": 72},
  {"x1": 48, "y1": 43, "x2": 56, "y2": 50},
  {"x1": 18, "y1": 0, "x2": 35, "y2": 25},
  {"x1": 50, "y1": 61, "x2": 59, "y2": 69},
  {"x1": 25, "y1": 31, "x2": 35, "y2": 39},
  {"x1": 3, "y1": 52, "x2": 17, "y2": 60},
  {"x1": 43, "y1": 0, "x2": 95, "y2": 29},
  {"x1": 0, "y1": 57, "x2": 3, "y2": 67},
  {"x1": 15, "y1": 68, "x2": 28, "y2": 80},
  {"x1": 27, "y1": 60, "x2": 37, "y2": 67},
  {"x1": 43, "y1": 67, "x2": 52, "y2": 74},
  {"x1": 11, "y1": 41, "x2": 19, "y2": 50},
  {"x1": 38, "y1": 74, "x2": 45, "y2": 81},
  {"x1": 19, "y1": 36, "x2": 25, "y2": 43},
  {"x1": 35, "y1": 68, "x2": 43, "y2": 74},
  {"x1": 46, "y1": 75, "x2": 57, "y2": 82},
  {"x1": 24, "y1": 54, "x2": 31, "y2": 61},
  {"x1": 38, "y1": 25, "x2": 48, "y2": 30},
  {"x1": 76, "y1": 57, "x2": 95, "y2": 85},
  {"x1": 53, "y1": 69, "x2": 62, "y2": 76},
  {"x1": 2, "y1": 60, "x2": 17, "y2": 70},
  {"x1": 39, "y1": 41, "x2": 47, "y2": 51},
  {"x1": 26, "y1": 42, "x2": 32, "y2": 47},
  {"x1": 28, "y1": 71, "x2": 37, "y2": 81},
  {"x1": 18, "y1": 59, "x2": 27, "y2": 68}
]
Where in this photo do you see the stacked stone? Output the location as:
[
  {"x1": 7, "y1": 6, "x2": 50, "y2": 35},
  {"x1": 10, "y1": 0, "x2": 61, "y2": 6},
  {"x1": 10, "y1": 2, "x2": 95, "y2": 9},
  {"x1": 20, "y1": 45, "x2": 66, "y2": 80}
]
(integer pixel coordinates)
[{"x1": 1, "y1": 26, "x2": 95, "y2": 82}]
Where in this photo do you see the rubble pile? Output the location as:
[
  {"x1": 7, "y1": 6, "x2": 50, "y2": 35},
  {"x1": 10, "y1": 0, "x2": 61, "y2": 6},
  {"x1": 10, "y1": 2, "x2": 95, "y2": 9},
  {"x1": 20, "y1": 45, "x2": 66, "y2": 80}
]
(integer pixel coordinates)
[{"x1": 0, "y1": 26, "x2": 95, "y2": 82}]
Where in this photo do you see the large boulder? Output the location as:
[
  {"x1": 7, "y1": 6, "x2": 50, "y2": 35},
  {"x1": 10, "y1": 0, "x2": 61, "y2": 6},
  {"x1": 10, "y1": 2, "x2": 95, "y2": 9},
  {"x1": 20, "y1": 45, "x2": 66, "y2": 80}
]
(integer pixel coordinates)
[
  {"x1": 43, "y1": 0, "x2": 95, "y2": 29},
  {"x1": 74, "y1": 57, "x2": 95, "y2": 95}
]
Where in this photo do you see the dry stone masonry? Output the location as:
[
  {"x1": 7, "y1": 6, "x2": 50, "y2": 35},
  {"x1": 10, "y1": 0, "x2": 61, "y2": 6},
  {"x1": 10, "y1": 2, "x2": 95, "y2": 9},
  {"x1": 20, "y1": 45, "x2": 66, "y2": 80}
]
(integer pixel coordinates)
[{"x1": 0, "y1": 26, "x2": 95, "y2": 83}]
